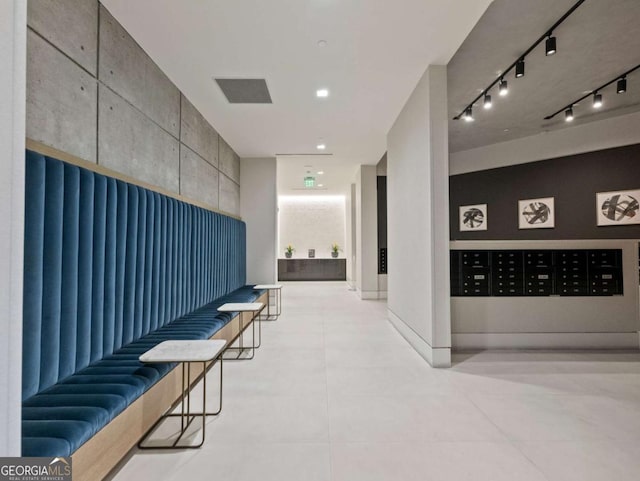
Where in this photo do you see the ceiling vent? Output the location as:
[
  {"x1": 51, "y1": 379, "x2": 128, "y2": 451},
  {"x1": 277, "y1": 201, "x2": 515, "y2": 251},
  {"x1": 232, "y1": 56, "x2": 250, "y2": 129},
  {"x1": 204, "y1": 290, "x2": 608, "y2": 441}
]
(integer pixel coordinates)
[{"x1": 214, "y1": 78, "x2": 272, "y2": 104}]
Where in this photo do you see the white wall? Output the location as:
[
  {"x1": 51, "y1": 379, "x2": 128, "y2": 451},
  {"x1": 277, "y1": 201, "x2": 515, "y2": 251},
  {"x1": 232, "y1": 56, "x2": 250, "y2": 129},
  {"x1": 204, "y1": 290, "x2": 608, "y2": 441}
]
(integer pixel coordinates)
[
  {"x1": 451, "y1": 240, "x2": 640, "y2": 349},
  {"x1": 450, "y1": 110, "x2": 640, "y2": 175},
  {"x1": 240, "y1": 157, "x2": 277, "y2": 284},
  {"x1": 278, "y1": 196, "x2": 346, "y2": 259},
  {"x1": 387, "y1": 65, "x2": 451, "y2": 367},
  {"x1": 0, "y1": 0, "x2": 26, "y2": 456},
  {"x1": 355, "y1": 165, "x2": 380, "y2": 299}
]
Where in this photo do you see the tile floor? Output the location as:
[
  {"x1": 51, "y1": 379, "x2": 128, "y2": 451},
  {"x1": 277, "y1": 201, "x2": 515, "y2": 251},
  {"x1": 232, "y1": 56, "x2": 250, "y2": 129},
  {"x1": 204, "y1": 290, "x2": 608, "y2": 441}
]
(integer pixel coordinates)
[{"x1": 109, "y1": 282, "x2": 640, "y2": 481}]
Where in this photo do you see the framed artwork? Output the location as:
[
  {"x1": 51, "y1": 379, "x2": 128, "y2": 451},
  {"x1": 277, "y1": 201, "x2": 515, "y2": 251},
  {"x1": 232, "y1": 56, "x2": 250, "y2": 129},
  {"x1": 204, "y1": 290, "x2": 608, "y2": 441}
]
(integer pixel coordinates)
[
  {"x1": 459, "y1": 204, "x2": 487, "y2": 231},
  {"x1": 308, "y1": 248, "x2": 315, "y2": 258},
  {"x1": 597, "y1": 189, "x2": 640, "y2": 226},
  {"x1": 518, "y1": 197, "x2": 555, "y2": 229}
]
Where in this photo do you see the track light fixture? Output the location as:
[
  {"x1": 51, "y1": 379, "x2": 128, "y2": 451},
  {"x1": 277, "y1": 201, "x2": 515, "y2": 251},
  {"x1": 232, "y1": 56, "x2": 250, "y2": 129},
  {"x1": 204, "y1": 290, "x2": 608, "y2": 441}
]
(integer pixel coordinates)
[
  {"x1": 544, "y1": 64, "x2": 639, "y2": 121},
  {"x1": 565, "y1": 107, "x2": 574, "y2": 122},
  {"x1": 617, "y1": 77, "x2": 627, "y2": 94},
  {"x1": 515, "y1": 59, "x2": 525, "y2": 78},
  {"x1": 593, "y1": 92, "x2": 603, "y2": 109},
  {"x1": 453, "y1": 0, "x2": 585, "y2": 121},
  {"x1": 463, "y1": 107, "x2": 474, "y2": 122},
  {"x1": 483, "y1": 93, "x2": 492, "y2": 109},
  {"x1": 545, "y1": 35, "x2": 557, "y2": 56},
  {"x1": 499, "y1": 79, "x2": 508, "y2": 96}
]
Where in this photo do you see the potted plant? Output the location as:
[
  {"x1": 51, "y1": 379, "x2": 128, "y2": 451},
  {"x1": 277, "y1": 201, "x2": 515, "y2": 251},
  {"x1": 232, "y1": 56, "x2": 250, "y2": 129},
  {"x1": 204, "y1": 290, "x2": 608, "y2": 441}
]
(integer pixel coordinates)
[
  {"x1": 331, "y1": 243, "x2": 340, "y2": 258},
  {"x1": 285, "y1": 245, "x2": 294, "y2": 259}
]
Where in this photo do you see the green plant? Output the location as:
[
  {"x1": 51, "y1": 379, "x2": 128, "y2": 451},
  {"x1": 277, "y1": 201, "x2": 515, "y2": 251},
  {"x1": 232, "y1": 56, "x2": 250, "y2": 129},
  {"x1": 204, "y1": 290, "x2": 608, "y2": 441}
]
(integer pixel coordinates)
[
  {"x1": 285, "y1": 245, "x2": 295, "y2": 254},
  {"x1": 331, "y1": 243, "x2": 340, "y2": 253}
]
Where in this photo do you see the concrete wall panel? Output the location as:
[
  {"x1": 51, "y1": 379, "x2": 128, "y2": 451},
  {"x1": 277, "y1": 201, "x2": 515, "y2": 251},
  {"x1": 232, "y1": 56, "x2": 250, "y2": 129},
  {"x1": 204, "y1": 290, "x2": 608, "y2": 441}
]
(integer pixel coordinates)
[
  {"x1": 27, "y1": 0, "x2": 98, "y2": 75},
  {"x1": 180, "y1": 95, "x2": 219, "y2": 167},
  {"x1": 180, "y1": 145, "x2": 219, "y2": 209},
  {"x1": 27, "y1": 29, "x2": 97, "y2": 162},
  {"x1": 219, "y1": 137, "x2": 240, "y2": 183},
  {"x1": 99, "y1": 6, "x2": 180, "y2": 137},
  {"x1": 26, "y1": 2, "x2": 235, "y2": 217},
  {"x1": 99, "y1": 85, "x2": 179, "y2": 193},
  {"x1": 219, "y1": 174, "x2": 240, "y2": 216}
]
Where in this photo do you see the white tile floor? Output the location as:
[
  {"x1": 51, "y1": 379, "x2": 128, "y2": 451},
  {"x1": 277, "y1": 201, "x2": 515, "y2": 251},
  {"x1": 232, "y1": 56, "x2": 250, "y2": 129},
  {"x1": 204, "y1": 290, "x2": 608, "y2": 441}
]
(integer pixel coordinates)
[{"x1": 109, "y1": 282, "x2": 640, "y2": 481}]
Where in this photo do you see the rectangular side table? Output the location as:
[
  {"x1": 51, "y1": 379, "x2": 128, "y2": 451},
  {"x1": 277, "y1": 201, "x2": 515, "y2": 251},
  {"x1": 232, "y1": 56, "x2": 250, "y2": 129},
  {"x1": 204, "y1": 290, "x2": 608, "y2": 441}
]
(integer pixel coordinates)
[
  {"x1": 253, "y1": 284, "x2": 283, "y2": 321},
  {"x1": 217, "y1": 302, "x2": 264, "y2": 360},
  {"x1": 138, "y1": 339, "x2": 226, "y2": 449}
]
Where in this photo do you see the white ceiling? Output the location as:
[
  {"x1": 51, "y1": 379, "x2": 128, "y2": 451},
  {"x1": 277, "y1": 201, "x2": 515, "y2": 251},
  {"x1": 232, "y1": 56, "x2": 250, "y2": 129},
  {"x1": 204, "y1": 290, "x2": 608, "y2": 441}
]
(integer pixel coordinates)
[
  {"x1": 277, "y1": 155, "x2": 360, "y2": 196},
  {"x1": 102, "y1": 0, "x2": 492, "y2": 192}
]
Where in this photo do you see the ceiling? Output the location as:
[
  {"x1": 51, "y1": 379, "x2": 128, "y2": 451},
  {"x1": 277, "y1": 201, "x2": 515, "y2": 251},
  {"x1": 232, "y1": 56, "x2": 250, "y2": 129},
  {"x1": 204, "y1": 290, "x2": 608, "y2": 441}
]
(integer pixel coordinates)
[
  {"x1": 102, "y1": 0, "x2": 492, "y2": 192},
  {"x1": 448, "y1": 0, "x2": 640, "y2": 153},
  {"x1": 277, "y1": 155, "x2": 358, "y2": 196}
]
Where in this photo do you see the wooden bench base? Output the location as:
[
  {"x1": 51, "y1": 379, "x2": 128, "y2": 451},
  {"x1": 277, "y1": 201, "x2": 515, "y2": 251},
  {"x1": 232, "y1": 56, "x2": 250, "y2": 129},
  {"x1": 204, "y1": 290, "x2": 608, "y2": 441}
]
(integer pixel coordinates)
[{"x1": 70, "y1": 292, "x2": 267, "y2": 481}]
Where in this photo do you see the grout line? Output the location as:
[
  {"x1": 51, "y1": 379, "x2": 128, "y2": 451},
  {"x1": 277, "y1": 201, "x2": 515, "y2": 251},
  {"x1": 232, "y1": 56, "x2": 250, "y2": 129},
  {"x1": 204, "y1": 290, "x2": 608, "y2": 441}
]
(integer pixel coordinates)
[
  {"x1": 28, "y1": 26, "x2": 96, "y2": 77},
  {"x1": 461, "y1": 390, "x2": 553, "y2": 481},
  {"x1": 29, "y1": 25, "x2": 183, "y2": 143}
]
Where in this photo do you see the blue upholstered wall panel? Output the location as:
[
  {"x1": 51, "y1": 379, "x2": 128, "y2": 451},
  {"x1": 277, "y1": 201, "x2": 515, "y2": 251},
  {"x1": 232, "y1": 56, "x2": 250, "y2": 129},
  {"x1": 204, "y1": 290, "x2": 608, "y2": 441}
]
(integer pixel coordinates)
[{"x1": 23, "y1": 151, "x2": 246, "y2": 400}]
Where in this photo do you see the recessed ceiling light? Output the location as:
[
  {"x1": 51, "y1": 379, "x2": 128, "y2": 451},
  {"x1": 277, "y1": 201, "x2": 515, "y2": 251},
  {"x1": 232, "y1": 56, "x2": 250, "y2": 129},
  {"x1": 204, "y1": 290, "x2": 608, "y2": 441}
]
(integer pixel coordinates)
[
  {"x1": 318, "y1": 40, "x2": 327, "y2": 47},
  {"x1": 317, "y1": 171, "x2": 324, "y2": 175},
  {"x1": 317, "y1": 144, "x2": 326, "y2": 150},
  {"x1": 318, "y1": 184, "x2": 324, "y2": 187},
  {"x1": 316, "y1": 89, "x2": 329, "y2": 98},
  {"x1": 504, "y1": 128, "x2": 510, "y2": 132}
]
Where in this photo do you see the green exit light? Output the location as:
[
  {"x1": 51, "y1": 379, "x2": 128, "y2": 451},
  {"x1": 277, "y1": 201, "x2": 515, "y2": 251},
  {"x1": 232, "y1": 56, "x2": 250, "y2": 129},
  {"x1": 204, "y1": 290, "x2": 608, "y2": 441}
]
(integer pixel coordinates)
[{"x1": 304, "y1": 176, "x2": 315, "y2": 188}]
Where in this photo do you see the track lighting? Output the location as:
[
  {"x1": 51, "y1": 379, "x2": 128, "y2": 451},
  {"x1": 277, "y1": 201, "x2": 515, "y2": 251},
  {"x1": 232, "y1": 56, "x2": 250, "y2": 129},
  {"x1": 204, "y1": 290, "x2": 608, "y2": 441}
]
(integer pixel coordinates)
[
  {"x1": 565, "y1": 107, "x2": 574, "y2": 122},
  {"x1": 453, "y1": 0, "x2": 586, "y2": 122},
  {"x1": 463, "y1": 107, "x2": 474, "y2": 122},
  {"x1": 499, "y1": 79, "x2": 508, "y2": 96},
  {"x1": 593, "y1": 93, "x2": 603, "y2": 108},
  {"x1": 545, "y1": 35, "x2": 557, "y2": 56},
  {"x1": 483, "y1": 93, "x2": 492, "y2": 109},
  {"x1": 617, "y1": 77, "x2": 627, "y2": 94},
  {"x1": 545, "y1": 64, "x2": 639, "y2": 121}
]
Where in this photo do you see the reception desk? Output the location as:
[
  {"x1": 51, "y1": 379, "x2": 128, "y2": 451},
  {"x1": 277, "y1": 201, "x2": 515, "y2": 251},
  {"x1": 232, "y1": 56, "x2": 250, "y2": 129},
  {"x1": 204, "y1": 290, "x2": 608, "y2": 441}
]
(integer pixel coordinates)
[{"x1": 278, "y1": 258, "x2": 347, "y2": 281}]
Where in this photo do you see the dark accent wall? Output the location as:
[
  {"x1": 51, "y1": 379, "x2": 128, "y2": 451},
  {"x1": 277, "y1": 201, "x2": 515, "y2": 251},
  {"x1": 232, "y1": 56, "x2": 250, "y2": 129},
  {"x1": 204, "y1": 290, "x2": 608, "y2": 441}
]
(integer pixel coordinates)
[
  {"x1": 377, "y1": 176, "x2": 387, "y2": 273},
  {"x1": 450, "y1": 144, "x2": 640, "y2": 240}
]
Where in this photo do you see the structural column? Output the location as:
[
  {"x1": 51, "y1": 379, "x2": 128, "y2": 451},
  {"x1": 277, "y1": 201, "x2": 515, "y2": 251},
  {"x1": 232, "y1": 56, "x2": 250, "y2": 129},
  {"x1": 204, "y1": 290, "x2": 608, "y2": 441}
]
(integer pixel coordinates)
[
  {"x1": 240, "y1": 157, "x2": 277, "y2": 284},
  {"x1": 387, "y1": 65, "x2": 451, "y2": 367},
  {"x1": 355, "y1": 165, "x2": 380, "y2": 299},
  {"x1": 0, "y1": 0, "x2": 26, "y2": 455}
]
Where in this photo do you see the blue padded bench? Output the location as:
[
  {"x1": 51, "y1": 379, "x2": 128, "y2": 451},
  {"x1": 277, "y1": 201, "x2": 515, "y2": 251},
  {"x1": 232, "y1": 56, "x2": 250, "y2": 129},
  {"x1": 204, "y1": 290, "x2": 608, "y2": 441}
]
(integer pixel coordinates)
[{"x1": 22, "y1": 150, "x2": 266, "y2": 478}]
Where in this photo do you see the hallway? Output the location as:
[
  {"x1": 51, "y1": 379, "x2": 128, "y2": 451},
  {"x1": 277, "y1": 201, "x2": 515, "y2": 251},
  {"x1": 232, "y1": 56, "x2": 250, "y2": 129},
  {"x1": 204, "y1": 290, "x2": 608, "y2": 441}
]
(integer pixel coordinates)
[{"x1": 111, "y1": 282, "x2": 640, "y2": 481}]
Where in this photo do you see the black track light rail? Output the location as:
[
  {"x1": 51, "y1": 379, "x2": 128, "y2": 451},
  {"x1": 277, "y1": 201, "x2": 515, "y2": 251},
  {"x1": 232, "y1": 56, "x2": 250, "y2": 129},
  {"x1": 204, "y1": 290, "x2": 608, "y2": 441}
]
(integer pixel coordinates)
[
  {"x1": 453, "y1": 0, "x2": 587, "y2": 120},
  {"x1": 544, "y1": 63, "x2": 640, "y2": 120}
]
